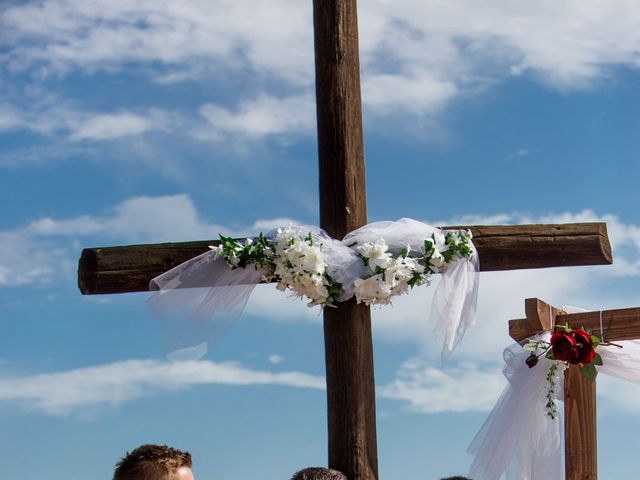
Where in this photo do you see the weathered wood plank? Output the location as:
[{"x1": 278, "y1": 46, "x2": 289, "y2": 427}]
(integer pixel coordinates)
[
  {"x1": 313, "y1": 0, "x2": 378, "y2": 478},
  {"x1": 564, "y1": 365, "x2": 598, "y2": 480},
  {"x1": 509, "y1": 306, "x2": 640, "y2": 343},
  {"x1": 78, "y1": 222, "x2": 612, "y2": 295}
]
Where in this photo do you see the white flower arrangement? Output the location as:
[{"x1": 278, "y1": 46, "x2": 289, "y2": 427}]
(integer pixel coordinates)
[
  {"x1": 209, "y1": 227, "x2": 474, "y2": 308},
  {"x1": 352, "y1": 230, "x2": 473, "y2": 306}
]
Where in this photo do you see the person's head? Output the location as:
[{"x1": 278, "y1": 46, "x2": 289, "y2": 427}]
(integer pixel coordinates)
[
  {"x1": 440, "y1": 477, "x2": 472, "y2": 480},
  {"x1": 113, "y1": 444, "x2": 193, "y2": 480},
  {"x1": 290, "y1": 467, "x2": 347, "y2": 480}
]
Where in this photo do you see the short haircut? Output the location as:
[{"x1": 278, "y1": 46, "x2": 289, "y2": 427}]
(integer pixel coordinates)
[
  {"x1": 113, "y1": 444, "x2": 192, "y2": 480},
  {"x1": 290, "y1": 467, "x2": 347, "y2": 480}
]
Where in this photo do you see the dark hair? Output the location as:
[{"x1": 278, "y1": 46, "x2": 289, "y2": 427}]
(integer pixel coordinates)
[
  {"x1": 290, "y1": 467, "x2": 347, "y2": 480},
  {"x1": 440, "y1": 477, "x2": 472, "y2": 480},
  {"x1": 113, "y1": 444, "x2": 192, "y2": 480}
]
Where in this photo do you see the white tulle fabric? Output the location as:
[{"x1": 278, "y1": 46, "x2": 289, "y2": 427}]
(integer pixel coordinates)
[
  {"x1": 148, "y1": 218, "x2": 479, "y2": 359},
  {"x1": 343, "y1": 218, "x2": 479, "y2": 359},
  {"x1": 468, "y1": 334, "x2": 640, "y2": 480}
]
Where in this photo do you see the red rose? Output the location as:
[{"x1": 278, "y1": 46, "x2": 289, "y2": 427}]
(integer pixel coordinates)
[
  {"x1": 550, "y1": 331, "x2": 579, "y2": 362},
  {"x1": 572, "y1": 329, "x2": 596, "y2": 365}
]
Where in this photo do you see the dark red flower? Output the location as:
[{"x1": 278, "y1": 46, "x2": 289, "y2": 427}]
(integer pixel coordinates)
[
  {"x1": 572, "y1": 329, "x2": 596, "y2": 365},
  {"x1": 550, "y1": 331, "x2": 579, "y2": 362}
]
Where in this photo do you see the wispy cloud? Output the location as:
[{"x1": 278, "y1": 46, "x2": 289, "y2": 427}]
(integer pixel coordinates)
[
  {"x1": 3, "y1": 0, "x2": 640, "y2": 124},
  {"x1": 0, "y1": 103, "x2": 175, "y2": 141},
  {"x1": 0, "y1": 193, "x2": 297, "y2": 287},
  {"x1": 1, "y1": 0, "x2": 315, "y2": 84},
  {"x1": 4, "y1": 353, "x2": 637, "y2": 418},
  {"x1": 268, "y1": 354, "x2": 285, "y2": 365},
  {"x1": 0, "y1": 358, "x2": 324, "y2": 416},
  {"x1": 197, "y1": 93, "x2": 315, "y2": 140},
  {"x1": 508, "y1": 148, "x2": 530, "y2": 159},
  {"x1": 380, "y1": 359, "x2": 504, "y2": 413}
]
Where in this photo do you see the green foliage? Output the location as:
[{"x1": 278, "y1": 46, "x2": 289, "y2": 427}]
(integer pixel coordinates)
[{"x1": 580, "y1": 363, "x2": 598, "y2": 382}]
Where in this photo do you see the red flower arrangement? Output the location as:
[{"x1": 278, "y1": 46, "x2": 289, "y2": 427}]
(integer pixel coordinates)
[
  {"x1": 550, "y1": 328, "x2": 597, "y2": 365},
  {"x1": 524, "y1": 324, "x2": 604, "y2": 382}
]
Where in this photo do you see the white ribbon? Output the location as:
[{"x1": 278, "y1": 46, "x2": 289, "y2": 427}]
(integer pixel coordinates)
[
  {"x1": 468, "y1": 336, "x2": 640, "y2": 480},
  {"x1": 148, "y1": 218, "x2": 479, "y2": 359}
]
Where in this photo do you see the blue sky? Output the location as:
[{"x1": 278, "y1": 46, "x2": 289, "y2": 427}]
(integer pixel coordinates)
[{"x1": 1, "y1": 1, "x2": 640, "y2": 478}]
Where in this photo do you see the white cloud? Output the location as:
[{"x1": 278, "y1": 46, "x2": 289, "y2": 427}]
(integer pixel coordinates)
[
  {"x1": 0, "y1": 102, "x2": 174, "y2": 141},
  {"x1": 268, "y1": 354, "x2": 284, "y2": 365},
  {"x1": 68, "y1": 110, "x2": 170, "y2": 141},
  {"x1": 3, "y1": 0, "x2": 640, "y2": 122},
  {"x1": 0, "y1": 106, "x2": 23, "y2": 131},
  {"x1": 598, "y1": 375, "x2": 640, "y2": 415},
  {"x1": 197, "y1": 94, "x2": 315, "y2": 140},
  {"x1": 0, "y1": 358, "x2": 324, "y2": 416},
  {"x1": 0, "y1": 230, "x2": 74, "y2": 287},
  {"x1": 380, "y1": 359, "x2": 504, "y2": 413},
  {"x1": 24, "y1": 194, "x2": 216, "y2": 242},
  {"x1": 362, "y1": 71, "x2": 458, "y2": 115},
  {"x1": 0, "y1": 194, "x2": 300, "y2": 287},
  {"x1": 509, "y1": 148, "x2": 530, "y2": 159},
  {"x1": 1, "y1": 0, "x2": 314, "y2": 85}
]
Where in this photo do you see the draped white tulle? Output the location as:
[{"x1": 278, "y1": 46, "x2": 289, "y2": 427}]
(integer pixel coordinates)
[
  {"x1": 468, "y1": 334, "x2": 640, "y2": 480},
  {"x1": 148, "y1": 218, "x2": 479, "y2": 359}
]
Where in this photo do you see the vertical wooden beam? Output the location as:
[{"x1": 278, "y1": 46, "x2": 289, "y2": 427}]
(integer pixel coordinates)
[
  {"x1": 313, "y1": 1, "x2": 378, "y2": 479},
  {"x1": 564, "y1": 366, "x2": 598, "y2": 480}
]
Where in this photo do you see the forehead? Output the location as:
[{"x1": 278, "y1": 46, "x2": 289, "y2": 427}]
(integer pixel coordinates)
[{"x1": 172, "y1": 466, "x2": 195, "y2": 480}]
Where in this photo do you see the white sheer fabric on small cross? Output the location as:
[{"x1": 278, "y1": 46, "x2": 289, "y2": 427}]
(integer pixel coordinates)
[
  {"x1": 148, "y1": 218, "x2": 479, "y2": 360},
  {"x1": 468, "y1": 335, "x2": 640, "y2": 480},
  {"x1": 467, "y1": 335, "x2": 563, "y2": 480}
]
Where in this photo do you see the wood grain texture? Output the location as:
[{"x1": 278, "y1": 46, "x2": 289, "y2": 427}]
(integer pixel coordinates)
[
  {"x1": 323, "y1": 299, "x2": 377, "y2": 480},
  {"x1": 78, "y1": 222, "x2": 612, "y2": 295},
  {"x1": 509, "y1": 306, "x2": 640, "y2": 343},
  {"x1": 313, "y1": 1, "x2": 377, "y2": 478},
  {"x1": 314, "y1": 0, "x2": 367, "y2": 239},
  {"x1": 564, "y1": 365, "x2": 598, "y2": 480},
  {"x1": 524, "y1": 297, "x2": 561, "y2": 332}
]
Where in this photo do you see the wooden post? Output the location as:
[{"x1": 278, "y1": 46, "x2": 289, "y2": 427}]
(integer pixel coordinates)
[
  {"x1": 313, "y1": 1, "x2": 378, "y2": 479},
  {"x1": 564, "y1": 365, "x2": 598, "y2": 480}
]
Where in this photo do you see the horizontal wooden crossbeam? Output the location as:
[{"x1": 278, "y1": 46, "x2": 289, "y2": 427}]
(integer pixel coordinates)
[
  {"x1": 509, "y1": 299, "x2": 640, "y2": 343},
  {"x1": 78, "y1": 222, "x2": 612, "y2": 295}
]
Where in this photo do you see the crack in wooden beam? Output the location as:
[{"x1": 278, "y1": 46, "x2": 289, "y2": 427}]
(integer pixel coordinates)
[{"x1": 78, "y1": 222, "x2": 612, "y2": 295}]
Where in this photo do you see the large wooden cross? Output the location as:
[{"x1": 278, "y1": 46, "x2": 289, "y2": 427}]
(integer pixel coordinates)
[
  {"x1": 510, "y1": 298, "x2": 640, "y2": 480},
  {"x1": 77, "y1": 2, "x2": 613, "y2": 479}
]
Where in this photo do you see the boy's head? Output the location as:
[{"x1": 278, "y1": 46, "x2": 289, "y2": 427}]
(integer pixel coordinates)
[{"x1": 113, "y1": 444, "x2": 193, "y2": 480}]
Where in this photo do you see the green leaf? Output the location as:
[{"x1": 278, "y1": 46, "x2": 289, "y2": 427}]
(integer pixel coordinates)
[
  {"x1": 591, "y1": 336, "x2": 600, "y2": 349},
  {"x1": 593, "y1": 353, "x2": 603, "y2": 366},
  {"x1": 580, "y1": 363, "x2": 598, "y2": 382}
]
